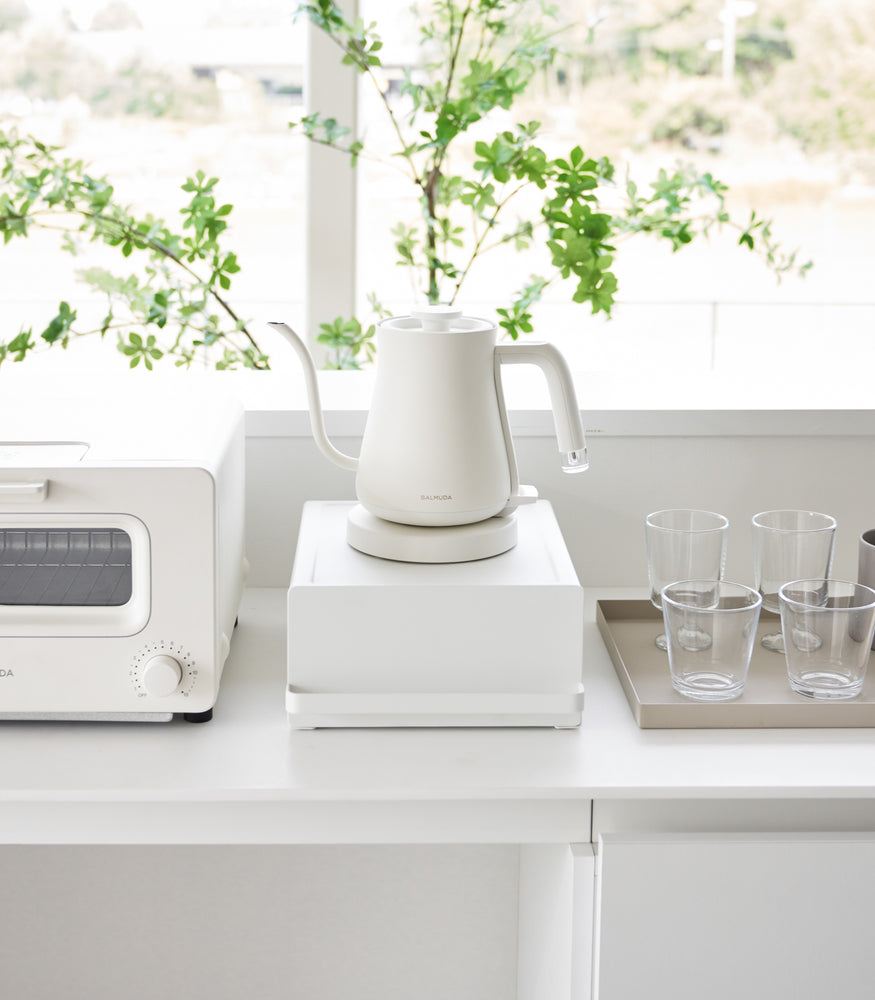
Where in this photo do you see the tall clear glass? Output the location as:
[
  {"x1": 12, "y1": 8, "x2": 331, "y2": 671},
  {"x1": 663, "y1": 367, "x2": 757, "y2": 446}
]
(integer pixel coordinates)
[
  {"x1": 645, "y1": 509, "x2": 730, "y2": 650},
  {"x1": 752, "y1": 510, "x2": 837, "y2": 653}
]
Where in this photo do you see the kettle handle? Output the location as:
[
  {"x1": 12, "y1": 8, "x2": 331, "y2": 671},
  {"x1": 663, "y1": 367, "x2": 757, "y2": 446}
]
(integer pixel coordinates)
[
  {"x1": 495, "y1": 342, "x2": 589, "y2": 473},
  {"x1": 488, "y1": 349, "x2": 534, "y2": 515}
]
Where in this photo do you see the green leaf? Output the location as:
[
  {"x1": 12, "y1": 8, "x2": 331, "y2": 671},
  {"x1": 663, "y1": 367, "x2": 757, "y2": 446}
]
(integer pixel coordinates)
[{"x1": 40, "y1": 302, "x2": 78, "y2": 344}]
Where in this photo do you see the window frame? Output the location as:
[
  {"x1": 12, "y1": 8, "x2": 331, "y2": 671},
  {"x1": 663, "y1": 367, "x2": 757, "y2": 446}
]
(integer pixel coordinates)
[{"x1": 304, "y1": 0, "x2": 359, "y2": 361}]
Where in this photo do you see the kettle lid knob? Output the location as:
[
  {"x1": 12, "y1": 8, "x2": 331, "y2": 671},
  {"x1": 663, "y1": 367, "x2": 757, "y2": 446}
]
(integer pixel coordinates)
[{"x1": 410, "y1": 304, "x2": 463, "y2": 332}]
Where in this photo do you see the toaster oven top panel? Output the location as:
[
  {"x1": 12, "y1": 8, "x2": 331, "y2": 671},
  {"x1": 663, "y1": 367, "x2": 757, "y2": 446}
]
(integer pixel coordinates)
[
  {"x1": 0, "y1": 444, "x2": 89, "y2": 465},
  {"x1": 0, "y1": 388, "x2": 242, "y2": 467}
]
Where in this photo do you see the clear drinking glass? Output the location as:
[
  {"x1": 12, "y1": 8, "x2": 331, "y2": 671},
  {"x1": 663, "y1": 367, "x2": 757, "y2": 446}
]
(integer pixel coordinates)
[
  {"x1": 645, "y1": 509, "x2": 730, "y2": 651},
  {"x1": 857, "y1": 528, "x2": 875, "y2": 651},
  {"x1": 779, "y1": 579, "x2": 875, "y2": 700},
  {"x1": 751, "y1": 510, "x2": 837, "y2": 653},
  {"x1": 662, "y1": 580, "x2": 762, "y2": 701}
]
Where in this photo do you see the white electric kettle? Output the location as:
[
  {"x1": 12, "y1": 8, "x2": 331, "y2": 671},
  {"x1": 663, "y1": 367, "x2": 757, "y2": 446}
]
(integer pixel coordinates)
[{"x1": 271, "y1": 305, "x2": 588, "y2": 562}]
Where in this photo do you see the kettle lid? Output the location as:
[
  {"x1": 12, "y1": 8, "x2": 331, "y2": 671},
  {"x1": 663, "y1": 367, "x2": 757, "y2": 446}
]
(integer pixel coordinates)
[
  {"x1": 410, "y1": 305, "x2": 463, "y2": 331},
  {"x1": 383, "y1": 304, "x2": 493, "y2": 334}
]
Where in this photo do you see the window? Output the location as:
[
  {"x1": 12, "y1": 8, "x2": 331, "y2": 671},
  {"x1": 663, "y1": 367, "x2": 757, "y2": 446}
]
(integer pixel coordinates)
[
  {"x1": 1, "y1": 0, "x2": 873, "y2": 382},
  {"x1": 348, "y1": 0, "x2": 875, "y2": 379},
  {"x1": 0, "y1": 0, "x2": 306, "y2": 373}
]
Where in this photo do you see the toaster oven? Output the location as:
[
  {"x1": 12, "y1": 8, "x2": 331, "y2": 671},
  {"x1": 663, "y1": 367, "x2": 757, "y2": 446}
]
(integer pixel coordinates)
[{"x1": 0, "y1": 389, "x2": 246, "y2": 722}]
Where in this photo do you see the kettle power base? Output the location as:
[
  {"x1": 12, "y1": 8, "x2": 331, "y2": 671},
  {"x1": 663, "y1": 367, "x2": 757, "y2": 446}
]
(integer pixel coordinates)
[
  {"x1": 346, "y1": 504, "x2": 518, "y2": 563},
  {"x1": 286, "y1": 500, "x2": 584, "y2": 729}
]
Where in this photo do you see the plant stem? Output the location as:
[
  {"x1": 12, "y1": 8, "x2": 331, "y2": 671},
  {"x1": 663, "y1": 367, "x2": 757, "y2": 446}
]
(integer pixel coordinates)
[
  {"x1": 318, "y1": 22, "x2": 419, "y2": 187},
  {"x1": 83, "y1": 211, "x2": 268, "y2": 363},
  {"x1": 419, "y1": 0, "x2": 475, "y2": 301},
  {"x1": 452, "y1": 181, "x2": 530, "y2": 302}
]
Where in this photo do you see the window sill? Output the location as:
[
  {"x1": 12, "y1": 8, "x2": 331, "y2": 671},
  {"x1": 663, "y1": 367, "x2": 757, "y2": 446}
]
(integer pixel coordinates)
[
  {"x1": 3, "y1": 365, "x2": 874, "y2": 438},
  {"x1": 231, "y1": 368, "x2": 875, "y2": 438}
]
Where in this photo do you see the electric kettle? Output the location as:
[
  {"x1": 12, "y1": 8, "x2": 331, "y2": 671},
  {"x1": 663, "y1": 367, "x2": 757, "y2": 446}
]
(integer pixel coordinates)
[{"x1": 271, "y1": 305, "x2": 588, "y2": 562}]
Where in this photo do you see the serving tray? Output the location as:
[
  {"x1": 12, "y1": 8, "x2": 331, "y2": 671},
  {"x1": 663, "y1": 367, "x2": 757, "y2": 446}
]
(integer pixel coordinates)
[{"x1": 596, "y1": 599, "x2": 875, "y2": 729}]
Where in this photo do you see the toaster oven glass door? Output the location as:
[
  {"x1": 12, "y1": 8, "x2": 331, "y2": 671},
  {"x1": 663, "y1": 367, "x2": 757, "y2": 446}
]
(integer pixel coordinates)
[
  {"x1": 0, "y1": 528, "x2": 132, "y2": 605},
  {"x1": 0, "y1": 513, "x2": 150, "y2": 636}
]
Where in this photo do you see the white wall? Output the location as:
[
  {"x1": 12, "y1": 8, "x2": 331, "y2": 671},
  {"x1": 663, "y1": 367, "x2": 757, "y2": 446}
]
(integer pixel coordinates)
[{"x1": 245, "y1": 411, "x2": 875, "y2": 591}]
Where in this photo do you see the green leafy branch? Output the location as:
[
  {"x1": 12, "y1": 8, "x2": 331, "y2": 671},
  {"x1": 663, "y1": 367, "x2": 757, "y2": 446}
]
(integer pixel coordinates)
[
  {"x1": 292, "y1": 0, "x2": 812, "y2": 361},
  {"x1": 317, "y1": 315, "x2": 377, "y2": 369},
  {"x1": 620, "y1": 166, "x2": 813, "y2": 281},
  {"x1": 0, "y1": 129, "x2": 268, "y2": 370}
]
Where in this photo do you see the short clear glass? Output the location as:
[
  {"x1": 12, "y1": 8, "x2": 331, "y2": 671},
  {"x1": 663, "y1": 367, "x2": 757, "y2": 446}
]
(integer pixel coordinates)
[
  {"x1": 751, "y1": 510, "x2": 837, "y2": 653},
  {"x1": 779, "y1": 579, "x2": 875, "y2": 700},
  {"x1": 661, "y1": 580, "x2": 762, "y2": 701},
  {"x1": 645, "y1": 509, "x2": 729, "y2": 651}
]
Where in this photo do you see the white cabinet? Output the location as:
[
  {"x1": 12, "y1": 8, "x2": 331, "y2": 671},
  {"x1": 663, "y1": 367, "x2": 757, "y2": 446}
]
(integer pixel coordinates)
[
  {"x1": 517, "y1": 844, "x2": 595, "y2": 1000},
  {"x1": 590, "y1": 832, "x2": 875, "y2": 1000},
  {"x1": 8, "y1": 590, "x2": 875, "y2": 999}
]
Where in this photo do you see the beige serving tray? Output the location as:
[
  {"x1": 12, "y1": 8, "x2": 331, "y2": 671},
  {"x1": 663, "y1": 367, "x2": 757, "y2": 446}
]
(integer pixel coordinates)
[{"x1": 596, "y1": 599, "x2": 875, "y2": 729}]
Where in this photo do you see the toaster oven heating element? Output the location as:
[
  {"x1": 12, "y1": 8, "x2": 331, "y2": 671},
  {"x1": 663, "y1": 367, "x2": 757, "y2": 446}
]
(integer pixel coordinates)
[{"x1": 0, "y1": 528, "x2": 133, "y2": 607}]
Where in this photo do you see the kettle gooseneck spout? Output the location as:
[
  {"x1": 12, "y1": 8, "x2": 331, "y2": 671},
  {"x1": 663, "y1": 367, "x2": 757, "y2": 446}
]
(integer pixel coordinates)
[{"x1": 268, "y1": 322, "x2": 359, "y2": 473}]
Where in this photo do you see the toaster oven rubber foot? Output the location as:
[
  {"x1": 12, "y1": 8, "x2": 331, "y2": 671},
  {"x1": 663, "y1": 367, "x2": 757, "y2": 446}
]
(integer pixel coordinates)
[{"x1": 183, "y1": 709, "x2": 213, "y2": 724}]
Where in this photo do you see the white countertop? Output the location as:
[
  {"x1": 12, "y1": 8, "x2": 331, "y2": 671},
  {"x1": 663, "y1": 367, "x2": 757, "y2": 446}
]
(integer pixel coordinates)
[{"x1": 2, "y1": 588, "x2": 875, "y2": 845}]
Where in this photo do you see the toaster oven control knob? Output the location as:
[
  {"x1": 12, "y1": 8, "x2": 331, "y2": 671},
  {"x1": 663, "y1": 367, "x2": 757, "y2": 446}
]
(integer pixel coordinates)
[{"x1": 141, "y1": 654, "x2": 184, "y2": 697}]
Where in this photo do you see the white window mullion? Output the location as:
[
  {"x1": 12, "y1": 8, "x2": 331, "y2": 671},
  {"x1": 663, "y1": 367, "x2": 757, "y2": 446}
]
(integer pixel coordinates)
[{"x1": 305, "y1": 0, "x2": 359, "y2": 356}]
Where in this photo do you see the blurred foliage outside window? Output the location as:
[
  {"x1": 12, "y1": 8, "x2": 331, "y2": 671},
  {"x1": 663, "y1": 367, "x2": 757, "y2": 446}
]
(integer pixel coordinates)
[{"x1": 0, "y1": 0, "x2": 873, "y2": 373}]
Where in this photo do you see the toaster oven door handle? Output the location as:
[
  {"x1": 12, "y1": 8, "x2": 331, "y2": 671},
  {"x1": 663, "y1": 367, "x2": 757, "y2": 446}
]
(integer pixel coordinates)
[{"x1": 0, "y1": 480, "x2": 48, "y2": 502}]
